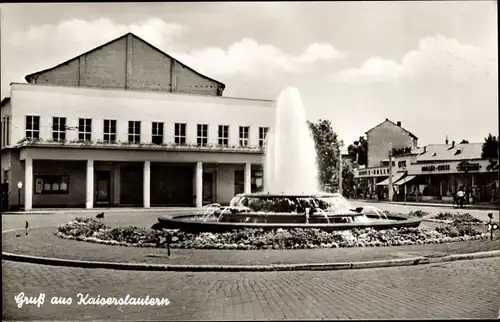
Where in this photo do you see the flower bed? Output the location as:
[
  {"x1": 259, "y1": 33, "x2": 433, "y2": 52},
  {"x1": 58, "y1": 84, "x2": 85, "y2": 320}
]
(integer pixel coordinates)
[
  {"x1": 56, "y1": 216, "x2": 488, "y2": 250},
  {"x1": 424, "y1": 212, "x2": 484, "y2": 225}
]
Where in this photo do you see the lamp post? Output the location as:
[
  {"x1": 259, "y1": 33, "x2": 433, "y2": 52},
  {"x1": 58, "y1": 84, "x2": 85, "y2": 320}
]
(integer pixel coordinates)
[
  {"x1": 403, "y1": 171, "x2": 407, "y2": 205},
  {"x1": 17, "y1": 181, "x2": 23, "y2": 211},
  {"x1": 388, "y1": 143, "x2": 393, "y2": 201},
  {"x1": 339, "y1": 140, "x2": 344, "y2": 195}
]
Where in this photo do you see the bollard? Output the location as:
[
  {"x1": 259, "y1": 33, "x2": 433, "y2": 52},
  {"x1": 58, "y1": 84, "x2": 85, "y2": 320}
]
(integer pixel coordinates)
[
  {"x1": 487, "y1": 213, "x2": 499, "y2": 241},
  {"x1": 167, "y1": 233, "x2": 172, "y2": 257}
]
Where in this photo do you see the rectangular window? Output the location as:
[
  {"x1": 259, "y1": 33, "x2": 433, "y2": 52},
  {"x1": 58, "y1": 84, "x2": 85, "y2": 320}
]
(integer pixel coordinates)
[
  {"x1": 34, "y1": 175, "x2": 70, "y2": 195},
  {"x1": 103, "y1": 119, "x2": 117, "y2": 143},
  {"x1": 128, "y1": 121, "x2": 141, "y2": 143},
  {"x1": 25, "y1": 115, "x2": 40, "y2": 139},
  {"x1": 52, "y1": 117, "x2": 66, "y2": 142},
  {"x1": 218, "y1": 125, "x2": 229, "y2": 147},
  {"x1": 239, "y1": 126, "x2": 249, "y2": 147},
  {"x1": 197, "y1": 124, "x2": 208, "y2": 147},
  {"x1": 1, "y1": 116, "x2": 11, "y2": 147},
  {"x1": 174, "y1": 123, "x2": 186, "y2": 145},
  {"x1": 78, "y1": 118, "x2": 92, "y2": 141},
  {"x1": 259, "y1": 127, "x2": 269, "y2": 148},
  {"x1": 152, "y1": 122, "x2": 164, "y2": 145}
]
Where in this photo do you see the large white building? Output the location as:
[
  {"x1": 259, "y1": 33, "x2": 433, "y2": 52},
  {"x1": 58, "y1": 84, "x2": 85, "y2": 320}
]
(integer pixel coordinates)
[{"x1": 1, "y1": 33, "x2": 275, "y2": 210}]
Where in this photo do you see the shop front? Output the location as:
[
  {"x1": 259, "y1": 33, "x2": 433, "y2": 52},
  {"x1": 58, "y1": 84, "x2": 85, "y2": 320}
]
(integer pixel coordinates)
[{"x1": 400, "y1": 158, "x2": 499, "y2": 203}]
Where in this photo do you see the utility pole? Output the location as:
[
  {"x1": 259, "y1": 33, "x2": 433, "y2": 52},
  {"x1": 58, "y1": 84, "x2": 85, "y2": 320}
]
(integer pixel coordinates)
[
  {"x1": 339, "y1": 140, "x2": 344, "y2": 195},
  {"x1": 403, "y1": 171, "x2": 407, "y2": 204},
  {"x1": 388, "y1": 144, "x2": 393, "y2": 201}
]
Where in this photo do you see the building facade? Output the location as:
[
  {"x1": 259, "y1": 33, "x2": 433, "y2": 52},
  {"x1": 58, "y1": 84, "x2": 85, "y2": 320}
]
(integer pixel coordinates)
[
  {"x1": 365, "y1": 119, "x2": 418, "y2": 168},
  {"x1": 355, "y1": 120, "x2": 499, "y2": 203},
  {"x1": 1, "y1": 33, "x2": 275, "y2": 211}
]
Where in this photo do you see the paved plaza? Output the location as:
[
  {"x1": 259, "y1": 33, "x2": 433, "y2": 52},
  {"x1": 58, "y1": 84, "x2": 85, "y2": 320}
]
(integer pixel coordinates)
[
  {"x1": 3, "y1": 258, "x2": 499, "y2": 320},
  {"x1": 2, "y1": 202, "x2": 500, "y2": 320}
]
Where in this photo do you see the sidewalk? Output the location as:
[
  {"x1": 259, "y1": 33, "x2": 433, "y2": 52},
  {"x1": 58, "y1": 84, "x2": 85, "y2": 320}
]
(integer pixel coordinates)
[
  {"x1": 352, "y1": 199, "x2": 499, "y2": 211},
  {"x1": 3, "y1": 226, "x2": 500, "y2": 267}
]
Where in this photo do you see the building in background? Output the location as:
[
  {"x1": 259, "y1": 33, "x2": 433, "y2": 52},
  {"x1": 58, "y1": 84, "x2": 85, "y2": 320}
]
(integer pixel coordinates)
[
  {"x1": 1, "y1": 33, "x2": 274, "y2": 210},
  {"x1": 354, "y1": 120, "x2": 499, "y2": 203},
  {"x1": 365, "y1": 119, "x2": 418, "y2": 168},
  {"x1": 356, "y1": 119, "x2": 418, "y2": 197}
]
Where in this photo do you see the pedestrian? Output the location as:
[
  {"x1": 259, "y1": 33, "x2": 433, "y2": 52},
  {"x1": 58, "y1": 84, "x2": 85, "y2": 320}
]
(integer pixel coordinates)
[{"x1": 456, "y1": 187, "x2": 465, "y2": 208}]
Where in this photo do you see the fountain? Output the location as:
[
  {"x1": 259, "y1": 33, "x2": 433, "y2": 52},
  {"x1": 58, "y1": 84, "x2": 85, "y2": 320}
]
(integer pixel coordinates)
[{"x1": 157, "y1": 87, "x2": 422, "y2": 232}]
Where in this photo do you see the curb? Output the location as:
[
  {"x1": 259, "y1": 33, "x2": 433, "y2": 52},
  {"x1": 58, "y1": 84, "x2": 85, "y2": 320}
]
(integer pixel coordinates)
[
  {"x1": 3, "y1": 251, "x2": 499, "y2": 272},
  {"x1": 355, "y1": 200, "x2": 499, "y2": 211},
  {"x1": 3, "y1": 247, "x2": 499, "y2": 273},
  {"x1": 2, "y1": 207, "x2": 197, "y2": 215}
]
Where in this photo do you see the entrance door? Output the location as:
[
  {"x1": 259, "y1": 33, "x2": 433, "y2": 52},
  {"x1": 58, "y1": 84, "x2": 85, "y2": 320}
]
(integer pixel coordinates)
[
  {"x1": 202, "y1": 172, "x2": 215, "y2": 205},
  {"x1": 95, "y1": 171, "x2": 111, "y2": 205}
]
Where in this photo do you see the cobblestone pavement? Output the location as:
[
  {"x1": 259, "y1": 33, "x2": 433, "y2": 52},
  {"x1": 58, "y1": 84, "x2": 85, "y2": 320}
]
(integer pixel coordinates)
[{"x1": 3, "y1": 257, "x2": 500, "y2": 320}]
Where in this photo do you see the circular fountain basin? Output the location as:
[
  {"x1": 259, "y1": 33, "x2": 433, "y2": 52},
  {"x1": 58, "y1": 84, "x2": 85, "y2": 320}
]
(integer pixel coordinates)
[{"x1": 157, "y1": 193, "x2": 423, "y2": 233}]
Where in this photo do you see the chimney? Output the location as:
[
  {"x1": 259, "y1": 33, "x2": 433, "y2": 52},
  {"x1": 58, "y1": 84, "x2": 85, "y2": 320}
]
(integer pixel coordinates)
[
  {"x1": 397, "y1": 121, "x2": 401, "y2": 127},
  {"x1": 423, "y1": 146, "x2": 427, "y2": 153},
  {"x1": 445, "y1": 137, "x2": 449, "y2": 144},
  {"x1": 452, "y1": 141, "x2": 455, "y2": 148}
]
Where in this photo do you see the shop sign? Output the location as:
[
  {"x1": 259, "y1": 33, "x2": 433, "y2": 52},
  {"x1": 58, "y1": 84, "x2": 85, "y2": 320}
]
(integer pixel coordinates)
[
  {"x1": 421, "y1": 164, "x2": 451, "y2": 172},
  {"x1": 355, "y1": 167, "x2": 390, "y2": 178},
  {"x1": 457, "y1": 161, "x2": 481, "y2": 172}
]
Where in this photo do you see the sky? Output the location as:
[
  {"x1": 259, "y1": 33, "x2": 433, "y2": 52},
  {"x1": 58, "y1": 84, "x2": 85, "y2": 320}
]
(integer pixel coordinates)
[{"x1": 1, "y1": 1, "x2": 498, "y2": 150}]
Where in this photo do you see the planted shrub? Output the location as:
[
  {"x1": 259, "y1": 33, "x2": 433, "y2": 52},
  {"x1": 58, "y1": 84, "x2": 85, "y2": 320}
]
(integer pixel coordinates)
[{"x1": 408, "y1": 210, "x2": 429, "y2": 218}]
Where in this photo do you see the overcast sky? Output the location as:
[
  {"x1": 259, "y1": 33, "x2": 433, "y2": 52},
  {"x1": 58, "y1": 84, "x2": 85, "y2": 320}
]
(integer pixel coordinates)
[{"x1": 1, "y1": 1, "x2": 497, "y2": 148}]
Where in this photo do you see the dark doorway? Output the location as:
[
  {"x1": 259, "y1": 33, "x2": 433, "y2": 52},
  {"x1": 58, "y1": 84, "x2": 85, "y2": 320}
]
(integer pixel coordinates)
[
  {"x1": 203, "y1": 172, "x2": 215, "y2": 205},
  {"x1": 120, "y1": 163, "x2": 143, "y2": 206},
  {"x1": 151, "y1": 164, "x2": 194, "y2": 206},
  {"x1": 1, "y1": 183, "x2": 9, "y2": 212},
  {"x1": 95, "y1": 171, "x2": 111, "y2": 206}
]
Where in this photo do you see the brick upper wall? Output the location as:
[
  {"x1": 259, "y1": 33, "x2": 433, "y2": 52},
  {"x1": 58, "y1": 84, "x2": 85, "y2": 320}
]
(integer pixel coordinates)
[
  {"x1": 32, "y1": 59, "x2": 80, "y2": 87},
  {"x1": 130, "y1": 35, "x2": 173, "y2": 92},
  {"x1": 173, "y1": 61, "x2": 220, "y2": 96},
  {"x1": 81, "y1": 37, "x2": 127, "y2": 89},
  {"x1": 26, "y1": 33, "x2": 224, "y2": 96}
]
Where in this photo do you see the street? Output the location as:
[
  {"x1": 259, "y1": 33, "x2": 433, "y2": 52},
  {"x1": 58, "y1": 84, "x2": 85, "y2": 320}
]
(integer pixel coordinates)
[
  {"x1": 2, "y1": 203, "x2": 499, "y2": 320},
  {"x1": 3, "y1": 257, "x2": 499, "y2": 320}
]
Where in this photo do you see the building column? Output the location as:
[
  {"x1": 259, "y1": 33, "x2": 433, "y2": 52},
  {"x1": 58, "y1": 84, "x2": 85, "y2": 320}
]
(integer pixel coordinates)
[
  {"x1": 244, "y1": 162, "x2": 252, "y2": 194},
  {"x1": 143, "y1": 161, "x2": 151, "y2": 208},
  {"x1": 25, "y1": 157, "x2": 33, "y2": 211},
  {"x1": 86, "y1": 160, "x2": 94, "y2": 209},
  {"x1": 195, "y1": 162, "x2": 203, "y2": 208}
]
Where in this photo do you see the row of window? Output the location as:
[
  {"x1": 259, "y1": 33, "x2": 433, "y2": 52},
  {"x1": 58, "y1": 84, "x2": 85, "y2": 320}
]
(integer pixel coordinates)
[{"x1": 25, "y1": 116, "x2": 269, "y2": 147}]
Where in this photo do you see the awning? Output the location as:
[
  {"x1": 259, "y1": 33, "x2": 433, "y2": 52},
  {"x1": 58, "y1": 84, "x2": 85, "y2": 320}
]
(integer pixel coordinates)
[
  {"x1": 376, "y1": 172, "x2": 405, "y2": 186},
  {"x1": 394, "y1": 175, "x2": 416, "y2": 186}
]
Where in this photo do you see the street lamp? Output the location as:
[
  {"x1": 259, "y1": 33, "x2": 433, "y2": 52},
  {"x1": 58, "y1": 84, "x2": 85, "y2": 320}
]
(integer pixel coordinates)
[
  {"x1": 339, "y1": 140, "x2": 344, "y2": 195},
  {"x1": 17, "y1": 181, "x2": 23, "y2": 211},
  {"x1": 388, "y1": 143, "x2": 393, "y2": 201}
]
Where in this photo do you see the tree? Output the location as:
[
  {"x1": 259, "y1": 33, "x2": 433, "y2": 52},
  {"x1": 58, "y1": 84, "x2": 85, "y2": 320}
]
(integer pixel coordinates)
[
  {"x1": 347, "y1": 136, "x2": 368, "y2": 165},
  {"x1": 481, "y1": 133, "x2": 499, "y2": 159},
  {"x1": 460, "y1": 139, "x2": 469, "y2": 144},
  {"x1": 341, "y1": 159, "x2": 355, "y2": 193},
  {"x1": 307, "y1": 119, "x2": 340, "y2": 192}
]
